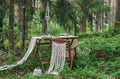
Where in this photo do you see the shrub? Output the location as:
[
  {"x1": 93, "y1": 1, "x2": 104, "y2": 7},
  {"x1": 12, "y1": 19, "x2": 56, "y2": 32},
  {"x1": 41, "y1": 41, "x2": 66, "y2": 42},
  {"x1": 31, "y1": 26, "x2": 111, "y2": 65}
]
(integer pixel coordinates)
[{"x1": 79, "y1": 36, "x2": 120, "y2": 58}]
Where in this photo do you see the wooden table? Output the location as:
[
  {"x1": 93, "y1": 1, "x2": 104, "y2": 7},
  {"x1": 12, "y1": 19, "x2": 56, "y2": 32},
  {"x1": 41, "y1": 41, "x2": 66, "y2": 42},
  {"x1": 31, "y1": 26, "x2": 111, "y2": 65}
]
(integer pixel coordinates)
[{"x1": 35, "y1": 35, "x2": 79, "y2": 70}]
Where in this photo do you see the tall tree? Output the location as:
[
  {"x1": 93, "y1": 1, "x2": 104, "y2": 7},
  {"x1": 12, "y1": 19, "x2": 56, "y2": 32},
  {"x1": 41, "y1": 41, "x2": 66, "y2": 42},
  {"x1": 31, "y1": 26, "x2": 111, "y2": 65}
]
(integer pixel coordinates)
[
  {"x1": 40, "y1": 0, "x2": 50, "y2": 33},
  {"x1": 0, "y1": 0, "x2": 5, "y2": 50},
  {"x1": 9, "y1": 0, "x2": 14, "y2": 50},
  {"x1": 93, "y1": 0, "x2": 108, "y2": 32},
  {"x1": 17, "y1": 0, "x2": 24, "y2": 32},
  {"x1": 17, "y1": 0, "x2": 34, "y2": 50},
  {"x1": 22, "y1": 0, "x2": 26, "y2": 50},
  {"x1": 55, "y1": 0, "x2": 74, "y2": 33},
  {"x1": 79, "y1": 0, "x2": 88, "y2": 32},
  {"x1": 99, "y1": 0, "x2": 104, "y2": 31},
  {"x1": 76, "y1": 0, "x2": 96, "y2": 32},
  {"x1": 114, "y1": 0, "x2": 120, "y2": 28},
  {"x1": 0, "y1": 12, "x2": 3, "y2": 50}
]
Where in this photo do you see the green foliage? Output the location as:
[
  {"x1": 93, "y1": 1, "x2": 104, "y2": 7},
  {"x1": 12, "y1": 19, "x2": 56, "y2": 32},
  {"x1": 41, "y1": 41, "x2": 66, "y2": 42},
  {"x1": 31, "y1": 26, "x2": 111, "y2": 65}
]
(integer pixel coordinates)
[
  {"x1": 75, "y1": 47, "x2": 91, "y2": 67},
  {"x1": 55, "y1": 0, "x2": 71, "y2": 26},
  {"x1": 79, "y1": 31, "x2": 115, "y2": 39},
  {"x1": 0, "y1": 0, "x2": 119, "y2": 79},
  {"x1": 47, "y1": 22, "x2": 65, "y2": 35},
  {"x1": 72, "y1": 66, "x2": 107, "y2": 79},
  {"x1": 79, "y1": 34, "x2": 120, "y2": 57},
  {"x1": 114, "y1": 27, "x2": 120, "y2": 34},
  {"x1": 18, "y1": 55, "x2": 39, "y2": 70}
]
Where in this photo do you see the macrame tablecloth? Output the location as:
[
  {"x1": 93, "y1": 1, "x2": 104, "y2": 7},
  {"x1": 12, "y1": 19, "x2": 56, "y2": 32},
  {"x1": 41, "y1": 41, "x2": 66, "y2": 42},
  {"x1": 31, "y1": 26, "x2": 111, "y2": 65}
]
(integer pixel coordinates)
[
  {"x1": 0, "y1": 37, "x2": 38, "y2": 71},
  {"x1": 0, "y1": 36, "x2": 67, "y2": 75}
]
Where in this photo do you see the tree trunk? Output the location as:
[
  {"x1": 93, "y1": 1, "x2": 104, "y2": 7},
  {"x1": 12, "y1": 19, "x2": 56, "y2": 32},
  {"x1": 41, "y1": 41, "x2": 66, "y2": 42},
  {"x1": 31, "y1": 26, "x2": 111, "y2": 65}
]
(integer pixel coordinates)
[
  {"x1": 109, "y1": 0, "x2": 116, "y2": 26},
  {"x1": 0, "y1": 15, "x2": 4, "y2": 50},
  {"x1": 89, "y1": 13, "x2": 93, "y2": 32},
  {"x1": 114, "y1": 0, "x2": 120, "y2": 27},
  {"x1": 42, "y1": 8, "x2": 47, "y2": 33},
  {"x1": 41, "y1": 1, "x2": 48, "y2": 33},
  {"x1": 68, "y1": 23, "x2": 71, "y2": 34},
  {"x1": 95, "y1": 15, "x2": 100, "y2": 32},
  {"x1": 18, "y1": 5, "x2": 23, "y2": 32},
  {"x1": 80, "y1": 23, "x2": 86, "y2": 32},
  {"x1": 90, "y1": 24, "x2": 93, "y2": 32},
  {"x1": 9, "y1": 0, "x2": 14, "y2": 50},
  {"x1": 22, "y1": 0, "x2": 26, "y2": 50},
  {"x1": 100, "y1": 0, "x2": 104, "y2": 31},
  {"x1": 0, "y1": 0, "x2": 4, "y2": 50},
  {"x1": 74, "y1": 23, "x2": 77, "y2": 35},
  {"x1": 80, "y1": 16, "x2": 86, "y2": 32},
  {"x1": 108, "y1": 0, "x2": 111, "y2": 26},
  {"x1": 100, "y1": 13, "x2": 104, "y2": 31},
  {"x1": 17, "y1": 0, "x2": 34, "y2": 50},
  {"x1": 42, "y1": 21, "x2": 47, "y2": 33}
]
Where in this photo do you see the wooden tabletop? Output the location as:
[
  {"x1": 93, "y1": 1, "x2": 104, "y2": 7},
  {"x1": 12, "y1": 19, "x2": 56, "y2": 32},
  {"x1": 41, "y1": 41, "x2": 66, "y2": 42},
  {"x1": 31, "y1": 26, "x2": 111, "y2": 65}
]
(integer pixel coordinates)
[
  {"x1": 33, "y1": 35, "x2": 79, "y2": 40},
  {"x1": 54, "y1": 35, "x2": 79, "y2": 39}
]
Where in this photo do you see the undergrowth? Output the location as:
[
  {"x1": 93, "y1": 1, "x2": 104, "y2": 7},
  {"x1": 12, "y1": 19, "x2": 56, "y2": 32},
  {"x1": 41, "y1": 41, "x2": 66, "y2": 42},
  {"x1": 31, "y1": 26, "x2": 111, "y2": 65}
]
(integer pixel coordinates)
[{"x1": 0, "y1": 31, "x2": 120, "y2": 79}]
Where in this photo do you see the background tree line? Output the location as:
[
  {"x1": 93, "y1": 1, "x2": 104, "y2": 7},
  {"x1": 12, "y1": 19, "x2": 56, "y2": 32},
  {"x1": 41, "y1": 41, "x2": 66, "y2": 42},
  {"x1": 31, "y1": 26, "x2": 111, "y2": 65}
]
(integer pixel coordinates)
[{"x1": 0, "y1": 0, "x2": 120, "y2": 53}]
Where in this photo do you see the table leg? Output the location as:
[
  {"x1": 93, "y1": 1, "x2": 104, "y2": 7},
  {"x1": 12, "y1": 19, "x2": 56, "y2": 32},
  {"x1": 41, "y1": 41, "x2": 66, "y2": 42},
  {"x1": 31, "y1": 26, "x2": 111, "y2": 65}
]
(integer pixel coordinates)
[{"x1": 36, "y1": 40, "x2": 45, "y2": 71}]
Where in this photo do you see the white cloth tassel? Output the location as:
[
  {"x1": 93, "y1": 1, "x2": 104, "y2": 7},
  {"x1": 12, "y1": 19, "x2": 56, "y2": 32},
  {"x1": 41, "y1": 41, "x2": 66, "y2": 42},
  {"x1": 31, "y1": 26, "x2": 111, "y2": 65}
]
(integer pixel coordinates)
[
  {"x1": 47, "y1": 42, "x2": 66, "y2": 75},
  {"x1": 0, "y1": 37, "x2": 67, "y2": 76},
  {"x1": 0, "y1": 37, "x2": 37, "y2": 71}
]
